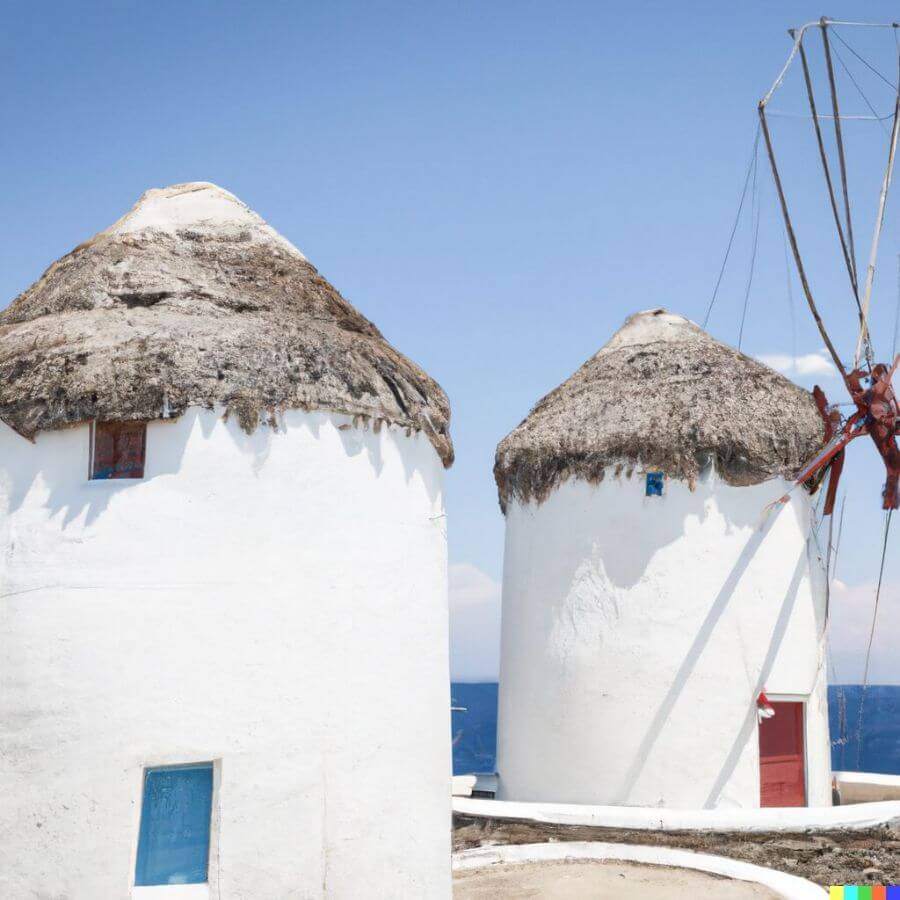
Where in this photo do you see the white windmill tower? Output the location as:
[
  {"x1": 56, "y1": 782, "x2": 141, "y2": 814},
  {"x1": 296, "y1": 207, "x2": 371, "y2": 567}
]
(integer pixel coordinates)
[
  {"x1": 493, "y1": 309, "x2": 832, "y2": 809},
  {"x1": 0, "y1": 183, "x2": 453, "y2": 898}
]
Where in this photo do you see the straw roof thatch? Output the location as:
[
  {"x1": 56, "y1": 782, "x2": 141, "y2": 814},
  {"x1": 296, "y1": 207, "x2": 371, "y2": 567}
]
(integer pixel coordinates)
[
  {"x1": 0, "y1": 183, "x2": 452, "y2": 465},
  {"x1": 494, "y1": 309, "x2": 825, "y2": 511}
]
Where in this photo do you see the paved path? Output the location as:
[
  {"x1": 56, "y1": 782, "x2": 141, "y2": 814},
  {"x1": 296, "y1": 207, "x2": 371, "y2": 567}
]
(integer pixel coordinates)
[{"x1": 453, "y1": 859, "x2": 780, "y2": 899}]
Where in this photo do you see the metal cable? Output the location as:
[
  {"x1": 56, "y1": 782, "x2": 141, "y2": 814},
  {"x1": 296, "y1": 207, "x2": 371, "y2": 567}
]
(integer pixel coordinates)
[
  {"x1": 758, "y1": 105, "x2": 850, "y2": 381},
  {"x1": 703, "y1": 125, "x2": 760, "y2": 328},
  {"x1": 855, "y1": 508, "x2": 893, "y2": 767},
  {"x1": 826, "y1": 496, "x2": 848, "y2": 754},
  {"x1": 824, "y1": 502, "x2": 835, "y2": 634},
  {"x1": 893, "y1": 252, "x2": 900, "y2": 357},
  {"x1": 835, "y1": 686, "x2": 849, "y2": 759},
  {"x1": 832, "y1": 28, "x2": 899, "y2": 91},
  {"x1": 832, "y1": 496, "x2": 847, "y2": 584},
  {"x1": 832, "y1": 41, "x2": 892, "y2": 134},
  {"x1": 782, "y1": 224, "x2": 797, "y2": 364},
  {"x1": 737, "y1": 148, "x2": 761, "y2": 351},
  {"x1": 824, "y1": 495, "x2": 845, "y2": 641},
  {"x1": 765, "y1": 111, "x2": 892, "y2": 120}
]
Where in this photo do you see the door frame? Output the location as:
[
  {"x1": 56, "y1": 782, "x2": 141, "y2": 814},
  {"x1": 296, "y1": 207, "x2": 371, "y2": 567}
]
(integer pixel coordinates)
[{"x1": 758, "y1": 693, "x2": 808, "y2": 807}]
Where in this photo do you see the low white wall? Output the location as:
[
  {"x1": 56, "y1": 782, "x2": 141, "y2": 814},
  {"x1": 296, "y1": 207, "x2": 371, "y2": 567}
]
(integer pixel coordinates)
[
  {"x1": 453, "y1": 796, "x2": 900, "y2": 832},
  {"x1": 835, "y1": 772, "x2": 900, "y2": 804},
  {"x1": 0, "y1": 408, "x2": 451, "y2": 899},
  {"x1": 452, "y1": 775, "x2": 478, "y2": 797},
  {"x1": 497, "y1": 472, "x2": 831, "y2": 809}
]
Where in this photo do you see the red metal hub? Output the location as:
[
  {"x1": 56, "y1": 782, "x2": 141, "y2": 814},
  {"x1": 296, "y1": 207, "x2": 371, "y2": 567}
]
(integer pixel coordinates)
[{"x1": 811, "y1": 356, "x2": 900, "y2": 512}]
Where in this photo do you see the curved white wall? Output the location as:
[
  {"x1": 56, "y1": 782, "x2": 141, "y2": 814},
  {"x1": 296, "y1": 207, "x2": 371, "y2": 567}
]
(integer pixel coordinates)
[
  {"x1": 0, "y1": 408, "x2": 450, "y2": 899},
  {"x1": 496, "y1": 471, "x2": 830, "y2": 809}
]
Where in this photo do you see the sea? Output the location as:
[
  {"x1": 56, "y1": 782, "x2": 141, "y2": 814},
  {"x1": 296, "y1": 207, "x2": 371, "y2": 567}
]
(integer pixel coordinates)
[{"x1": 450, "y1": 682, "x2": 900, "y2": 776}]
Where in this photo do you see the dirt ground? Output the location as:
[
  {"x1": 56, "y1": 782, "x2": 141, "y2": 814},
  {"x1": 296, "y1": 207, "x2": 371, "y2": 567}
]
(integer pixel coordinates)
[
  {"x1": 453, "y1": 814, "x2": 900, "y2": 888},
  {"x1": 453, "y1": 858, "x2": 781, "y2": 899}
]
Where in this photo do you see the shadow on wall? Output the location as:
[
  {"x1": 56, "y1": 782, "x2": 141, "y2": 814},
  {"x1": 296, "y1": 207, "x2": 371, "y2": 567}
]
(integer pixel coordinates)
[
  {"x1": 334, "y1": 414, "x2": 443, "y2": 505},
  {"x1": 701, "y1": 547, "x2": 807, "y2": 808},
  {"x1": 611, "y1": 506, "x2": 789, "y2": 803},
  {"x1": 532, "y1": 470, "x2": 806, "y2": 594},
  {"x1": 0, "y1": 408, "x2": 443, "y2": 529},
  {"x1": 0, "y1": 414, "x2": 194, "y2": 528},
  {"x1": 215, "y1": 406, "x2": 442, "y2": 505}
]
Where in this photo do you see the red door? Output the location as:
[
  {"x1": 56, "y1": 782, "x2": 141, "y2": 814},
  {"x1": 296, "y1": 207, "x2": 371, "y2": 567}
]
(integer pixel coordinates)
[{"x1": 759, "y1": 701, "x2": 806, "y2": 807}]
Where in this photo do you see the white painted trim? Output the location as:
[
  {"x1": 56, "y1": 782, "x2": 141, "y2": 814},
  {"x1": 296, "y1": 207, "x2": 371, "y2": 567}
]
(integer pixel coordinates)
[
  {"x1": 133, "y1": 886, "x2": 208, "y2": 900},
  {"x1": 453, "y1": 796, "x2": 900, "y2": 832},
  {"x1": 452, "y1": 841, "x2": 827, "y2": 899},
  {"x1": 208, "y1": 759, "x2": 222, "y2": 897}
]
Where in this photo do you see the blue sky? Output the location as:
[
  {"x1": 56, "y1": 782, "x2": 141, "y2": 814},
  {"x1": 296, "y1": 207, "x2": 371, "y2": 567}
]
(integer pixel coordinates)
[{"x1": 2, "y1": 2, "x2": 899, "y2": 681}]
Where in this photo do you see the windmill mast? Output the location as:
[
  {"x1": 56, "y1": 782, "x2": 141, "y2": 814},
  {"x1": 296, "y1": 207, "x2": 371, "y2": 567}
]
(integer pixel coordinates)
[{"x1": 759, "y1": 18, "x2": 900, "y2": 513}]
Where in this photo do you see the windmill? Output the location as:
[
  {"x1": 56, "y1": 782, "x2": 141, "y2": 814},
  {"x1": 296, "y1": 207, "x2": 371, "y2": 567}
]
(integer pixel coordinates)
[
  {"x1": 756, "y1": 18, "x2": 900, "y2": 771},
  {"x1": 758, "y1": 17, "x2": 900, "y2": 514}
]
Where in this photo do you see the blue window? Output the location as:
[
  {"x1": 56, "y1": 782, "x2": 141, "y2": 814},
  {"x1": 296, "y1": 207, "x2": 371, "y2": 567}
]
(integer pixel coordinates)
[
  {"x1": 645, "y1": 471, "x2": 664, "y2": 497},
  {"x1": 135, "y1": 763, "x2": 213, "y2": 886}
]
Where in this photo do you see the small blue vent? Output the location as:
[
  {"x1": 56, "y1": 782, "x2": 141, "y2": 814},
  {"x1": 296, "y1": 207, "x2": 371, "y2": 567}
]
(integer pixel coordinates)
[
  {"x1": 645, "y1": 472, "x2": 664, "y2": 497},
  {"x1": 135, "y1": 763, "x2": 213, "y2": 886}
]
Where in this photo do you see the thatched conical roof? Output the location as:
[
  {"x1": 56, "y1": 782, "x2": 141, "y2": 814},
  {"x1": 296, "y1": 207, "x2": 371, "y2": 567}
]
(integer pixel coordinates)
[
  {"x1": 0, "y1": 183, "x2": 452, "y2": 465},
  {"x1": 494, "y1": 309, "x2": 824, "y2": 510}
]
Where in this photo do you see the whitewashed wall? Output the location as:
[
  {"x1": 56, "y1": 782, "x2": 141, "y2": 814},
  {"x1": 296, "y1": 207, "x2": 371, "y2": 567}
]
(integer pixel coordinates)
[
  {"x1": 0, "y1": 408, "x2": 451, "y2": 899},
  {"x1": 496, "y1": 471, "x2": 831, "y2": 809}
]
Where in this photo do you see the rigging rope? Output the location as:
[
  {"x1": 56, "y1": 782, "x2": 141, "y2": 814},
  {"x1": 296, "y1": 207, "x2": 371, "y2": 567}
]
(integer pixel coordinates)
[
  {"x1": 832, "y1": 496, "x2": 847, "y2": 585},
  {"x1": 832, "y1": 28, "x2": 899, "y2": 92},
  {"x1": 855, "y1": 508, "x2": 893, "y2": 767},
  {"x1": 703, "y1": 125, "x2": 760, "y2": 329},
  {"x1": 823, "y1": 493, "x2": 846, "y2": 634},
  {"x1": 782, "y1": 224, "x2": 797, "y2": 364},
  {"x1": 758, "y1": 105, "x2": 849, "y2": 379},
  {"x1": 765, "y1": 111, "x2": 893, "y2": 121},
  {"x1": 737, "y1": 145, "x2": 761, "y2": 350},
  {"x1": 893, "y1": 252, "x2": 900, "y2": 357},
  {"x1": 824, "y1": 498, "x2": 835, "y2": 632},
  {"x1": 836, "y1": 686, "x2": 849, "y2": 763},
  {"x1": 826, "y1": 496, "x2": 848, "y2": 753},
  {"x1": 831, "y1": 41, "x2": 892, "y2": 135}
]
